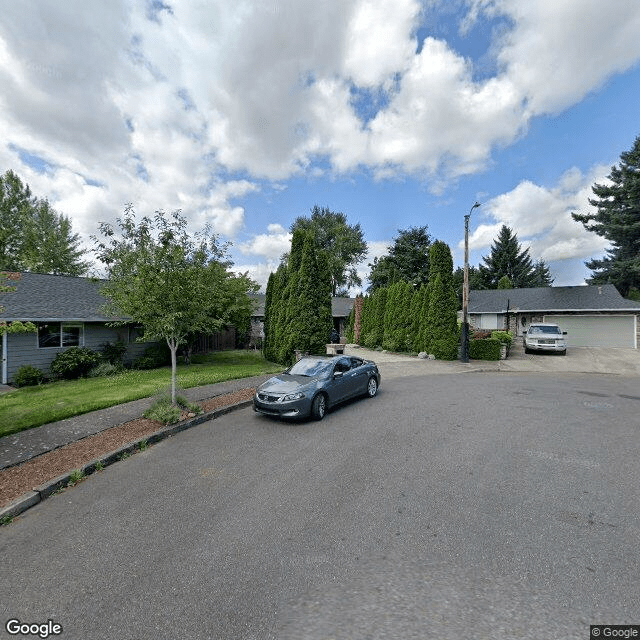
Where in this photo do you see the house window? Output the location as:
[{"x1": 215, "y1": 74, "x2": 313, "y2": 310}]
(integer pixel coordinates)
[{"x1": 38, "y1": 323, "x2": 83, "y2": 348}]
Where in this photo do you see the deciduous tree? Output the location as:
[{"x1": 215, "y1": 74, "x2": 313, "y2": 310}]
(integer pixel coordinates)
[
  {"x1": 368, "y1": 226, "x2": 431, "y2": 292},
  {"x1": 289, "y1": 206, "x2": 367, "y2": 295},
  {"x1": 94, "y1": 206, "x2": 257, "y2": 403}
]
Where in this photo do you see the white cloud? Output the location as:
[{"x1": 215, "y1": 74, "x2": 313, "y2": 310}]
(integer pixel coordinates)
[
  {"x1": 0, "y1": 0, "x2": 639, "y2": 284},
  {"x1": 238, "y1": 223, "x2": 292, "y2": 260},
  {"x1": 342, "y1": 0, "x2": 420, "y2": 87},
  {"x1": 466, "y1": 165, "x2": 610, "y2": 262},
  {"x1": 494, "y1": 0, "x2": 640, "y2": 115}
]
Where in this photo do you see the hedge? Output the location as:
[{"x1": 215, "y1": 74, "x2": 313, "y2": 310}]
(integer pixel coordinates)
[{"x1": 469, "y1": 338, "x2": 502, "y2": 360}]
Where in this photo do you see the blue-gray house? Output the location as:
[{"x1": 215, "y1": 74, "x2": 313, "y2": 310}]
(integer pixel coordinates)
[{"x1": 0, "y1": 272, "x2": 152, "y2": 384}]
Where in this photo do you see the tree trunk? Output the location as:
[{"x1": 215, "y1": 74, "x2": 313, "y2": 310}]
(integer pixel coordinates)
[{"x1": 168, "y1": 337, "x2": 178, "y2": 404}]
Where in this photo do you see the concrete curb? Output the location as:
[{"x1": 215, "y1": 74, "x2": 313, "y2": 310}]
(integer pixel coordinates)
[{"x1": 0, "y1": 399, "x2": 254, "y2": 523}]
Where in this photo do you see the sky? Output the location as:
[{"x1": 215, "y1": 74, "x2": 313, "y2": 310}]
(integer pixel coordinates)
[{"x1": 1, "y1": 0, "x2": 640, "y2": 293}]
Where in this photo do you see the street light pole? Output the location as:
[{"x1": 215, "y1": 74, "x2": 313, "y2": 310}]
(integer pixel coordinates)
[{"x1": 461, "y1": 201, "x2": 481, "y2": 363}]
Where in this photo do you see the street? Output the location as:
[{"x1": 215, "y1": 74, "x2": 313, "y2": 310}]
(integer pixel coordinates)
[{"x1": 2, "y1": 372, "x2": 639, "y2": 639}]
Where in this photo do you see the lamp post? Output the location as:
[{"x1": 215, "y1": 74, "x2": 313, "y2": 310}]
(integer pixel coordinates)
[{"x1": 461, "y1": 201, "x2": 481, "y2": 363}]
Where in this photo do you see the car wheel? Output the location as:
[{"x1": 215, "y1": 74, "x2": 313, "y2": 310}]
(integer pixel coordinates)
[
  {"x1": 560, "y1": 350, "x2": 566, "y2": 356},
  {"x1": 366, "y1": 377, "x2": 378, "y2": 398},
  {"x1": 311, "y1": 393, "x2": 326, "y2": 421}
]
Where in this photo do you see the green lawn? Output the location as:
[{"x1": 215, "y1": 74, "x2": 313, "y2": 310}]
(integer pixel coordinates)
[{"x1": 0, "y1": 351, "x2": 283, "y2": 437}]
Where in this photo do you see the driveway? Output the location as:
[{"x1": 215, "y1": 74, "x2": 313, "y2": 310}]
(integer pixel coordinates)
[{"x1": 345, "y1": 342, "x2": 640, "y2": 377}]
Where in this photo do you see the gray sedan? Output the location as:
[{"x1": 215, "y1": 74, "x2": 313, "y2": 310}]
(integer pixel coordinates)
[{"x1": 253, "y1": 355, "x2": 381, "y2": 421}]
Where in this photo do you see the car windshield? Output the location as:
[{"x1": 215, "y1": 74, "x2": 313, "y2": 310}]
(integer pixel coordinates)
[
  {"x1": 287, "y1": 359, "x2": 332, "y2": 377},
  {"x1": 528, "y1": 325, "x2": 561, "y2": 335}
]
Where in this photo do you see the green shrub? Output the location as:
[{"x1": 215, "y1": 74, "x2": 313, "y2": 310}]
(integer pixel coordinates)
[
  {"x1": 491, "y1": 330, "x2": 513, "y2": 345},
  {"x1": 430, "y1": 337, "x2": 460, "y2": 360},
  {"x1": 143, "y1": 394, "x2": 203, "y2": 425},
  {"x1": 87, "y1": 362, "x2": 123, "y2": 378},
  {"x1": 14, "y1": 365, "x2": 45, "y2": 387},
  {"x1": 469, "y1": 338, "x2": 502, "y2": 360},
  {"x1": 100, "y1": 341, "x2": 128, "y2": 365},
  {"x1": 49, "y1": 347, "x2": 102, "y2": 379},
  {"x1": 133, "y1": 343, "x2": 171, "y2": 370}
]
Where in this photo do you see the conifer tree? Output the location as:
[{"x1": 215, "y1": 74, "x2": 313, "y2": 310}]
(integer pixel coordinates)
[
  {"x1": 478, "y1": 225, "x2": 535, "y2": 288},
  {"x1": 530, "y1": 259, "x2": 554, "y2": 287},
  {"x1": 421, "y1": 241, "x2": 458, "y2": 357},
  {"x1": 572, "y1": 135, "x2": 640, "y2": 297}
]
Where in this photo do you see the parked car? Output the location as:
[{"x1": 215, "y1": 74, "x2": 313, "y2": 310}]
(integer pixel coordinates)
[
  {"x1": 523, "y1": 323, "x2": 567, "y2": 355},
  {"x1": 253, "y1": 355, "x2": 381, "y2": 421}
]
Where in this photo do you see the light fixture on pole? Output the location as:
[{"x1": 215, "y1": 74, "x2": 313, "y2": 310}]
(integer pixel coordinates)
[{"x1": 461, "y1": 201, "x2": 481, "y2": 363}]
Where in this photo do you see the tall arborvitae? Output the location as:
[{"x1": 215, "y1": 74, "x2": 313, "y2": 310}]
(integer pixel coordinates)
[
  {"x1": 422, "y1": 241, "x2": 458, "y2": 358},
  {"x1": 263, "y1": 272, "x2": 276, "y2": 360},
  {"x1": 410, "y1": 284, "x2": 428, "y2": 352},
  {"x1": 359, "y1": 294, "x2": 373, "y2": 346},
  {"x1": 383, "y1": 281, "x2": 413, "y2": 351},
  {"x1": 382, "y1": 281, "x2": 401, "y2": 350},
  {"x1": 285, "y1": 233, "x2": 332, "y2": 359},
  {"x1": 372, "y1": 286, "x2": 388, "y2": 348},
  {"x1": 270, "y1": 264, "x2": 289, "y2": 364}
]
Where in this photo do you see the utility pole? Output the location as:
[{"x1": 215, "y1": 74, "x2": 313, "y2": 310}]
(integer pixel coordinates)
[{"x1": 461, "y1": 202, "x2": 481, "y2": 363}]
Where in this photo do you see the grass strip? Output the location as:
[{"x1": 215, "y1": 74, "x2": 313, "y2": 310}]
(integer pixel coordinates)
[{"x1": 0, "y1": 351, "x2": 282, "y2": 437}]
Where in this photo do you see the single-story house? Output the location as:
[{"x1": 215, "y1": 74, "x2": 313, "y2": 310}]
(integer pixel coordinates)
[
  {"x1": 0, "y1": 272, "x2": 155, "y2": 384},
  {"x1": 247, "y1": 294, "x2": 355, "y2": 345},
  {"x1": 468, "y1": 285, "x2": 640, "y2": 348},
  {"x1": 0, "y1": 274, "x2": 357, "y2": 384}
]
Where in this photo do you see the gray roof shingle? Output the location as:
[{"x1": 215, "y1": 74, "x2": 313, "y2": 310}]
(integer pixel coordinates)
[
  {"x1": 0, "y1": 272, "x2": 125, "y2": 321},
  {"x1": 469, "y1": 285, "x2": 640, "y2": 313}
]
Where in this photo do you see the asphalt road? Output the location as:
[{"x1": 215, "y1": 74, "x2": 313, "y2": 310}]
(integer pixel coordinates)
[{"x1": 2, "y1": 372, "x2": 639, "y2": 639}]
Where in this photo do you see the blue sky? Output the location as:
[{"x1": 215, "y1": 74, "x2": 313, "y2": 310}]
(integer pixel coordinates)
[{"x1": 1, "y1": 0, "x2": 639, "y2": 292}]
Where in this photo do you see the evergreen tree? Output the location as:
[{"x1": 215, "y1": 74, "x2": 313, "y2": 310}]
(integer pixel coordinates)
[
  {"x1": 409, "y1": 284, "x2": 427, "y2": 351},
  {"x1": 530, "y1": 259, "x2": 554, "y2": 287},
  {"x1": 22, "y1": 200, "x2": 88, "y2": 275},
  {"x1": 422, "y1": 241, "x2": 458, "y2": 358},
  {"x1": 0, "y1": 170, "x2": 88, "y2": 275},
  {"x1": 572, "y1": 135, "x2": 640, "y2": 297},
  {"x1": 359, "y1": 294, "x2": 374, "y2": 346},
  {"x1": 285, "y1": 233, "x2": 332, "y2": 359},
  {"x1": 497, "y1": 275, "x2": 513, "y2": 289},
  {"x1": 0, "y1": 170, "x2": 33, "y2": 270},
  {"x1": 478, "y1": 225, "x2": 535, "y2": 288},
  {"x1": 262, "y1": 272, "x2": 276, "y2": 361}
]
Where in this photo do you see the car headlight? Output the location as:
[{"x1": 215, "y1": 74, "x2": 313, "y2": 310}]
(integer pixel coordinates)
[{"x1": 283, "y1": 392, "x2": 305, "y2": 401}]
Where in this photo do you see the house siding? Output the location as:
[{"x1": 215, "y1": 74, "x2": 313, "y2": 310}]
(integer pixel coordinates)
[{"x1": 5, "y1": 323, "x2": 157, "y2": 383}]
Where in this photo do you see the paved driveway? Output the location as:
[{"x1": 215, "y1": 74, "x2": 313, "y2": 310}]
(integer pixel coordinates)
[{"x1": 345, "y1": 342, "x2": 640, "y2": 377}]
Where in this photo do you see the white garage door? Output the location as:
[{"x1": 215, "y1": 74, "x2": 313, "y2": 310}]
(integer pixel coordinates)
[{"x1": 545, "y1": 315, "x2": 637, "y2": 348}]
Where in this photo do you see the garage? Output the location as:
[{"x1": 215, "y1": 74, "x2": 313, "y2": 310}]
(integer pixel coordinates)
[{"x1": 546, "y1": 314, "x2": 637, "y2": 348}]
